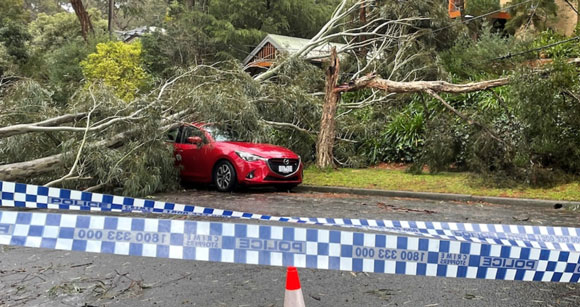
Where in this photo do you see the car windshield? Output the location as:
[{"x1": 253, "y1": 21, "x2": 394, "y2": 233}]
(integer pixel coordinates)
[{"x1": 204, "y1": 125, "x2": 234, "y2": 142}]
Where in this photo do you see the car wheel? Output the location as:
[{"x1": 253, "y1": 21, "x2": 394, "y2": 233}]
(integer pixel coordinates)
[
  {"x1": 214, "y1": 160, "x2": 237, "y2": 192},
  {"x1": 275, "y1": 184, "x2": 298, "y2": 192}
]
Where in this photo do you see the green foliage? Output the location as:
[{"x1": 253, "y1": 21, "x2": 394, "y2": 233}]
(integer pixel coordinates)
[
  {"x1": 21, "y1": 10, "x2": 108, "y2": 101},
  {"x1": 22, "y1": 0, "x2": 66, "y2": 18},
  {"x1": 368, "y1": 0, "x2": 460, "y2": 83},
  {"x1": 357, "y1": 98, "x2": 426, "y2": 165},
  {"x1": 378, "y1": 0, "x2": 460, "y2": 51},
  {"x1": 505, "y1": 0, "x2": 558, "y2": 34},
  {"x1": 410, "y1": 115, "x2": 463, "y2": 174},
  {"x1": 531, "y1": 29, "x2": 580, "y2": 58},
  {"x1": 447, "y1": 61, "x2": 580, "y2": 186},
  {"x1": 0, "y1": 44, "x2": 15, "y2": 75},
  {"x1": 465, "y1": 0, "x2": 500, "y2": 16},
  {"x1": 29, "y1": 10, "x2": 107, "y2": 51},
  {"x1": 440, "y1": 28, "x2": 524, "y2": 79},
  {"x1": 3, "y1": 0, "x2": 580, "y2": 194},
  {"x1": 46, "y1": 39, "x2": 103, "y2": 104},
  {"x1": 511, "y1": 62, "x2": 580, "y2": 176},
  {"x1": 84, "y1": 0, "x2": 169, "y2": 30},
  {"x1": 0, "y1": 21, "x2": 31, "y2": 70},
  {"x1": 81, "y1": 41, "x2": 150, "y2": 101},
  {"x1": 142, "y1": 0, "x2": 339, "y2": 77},
  {"x1": 140, "y1": 10, "x2": 241, "y2": 77},
  {"x1": 209, "y1": 0, "x2": 338, "y2": 39},
  {"x1": 0, "y1": 0, "x2": 29, "y2": 24},
  {"x1": 383, "y1": 105, "x2": 425, "y2": 160},
  {"x1": 0, "y1": 80, "x2": 65, "y2": 165},
  {"x1": 0, "y1": 79, "x2": 179, "y2": 197}
]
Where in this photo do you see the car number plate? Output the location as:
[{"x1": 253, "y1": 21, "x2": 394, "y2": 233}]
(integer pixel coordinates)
[{"x1": 278, "y1": 165, "x2": 293, "y2": 173}]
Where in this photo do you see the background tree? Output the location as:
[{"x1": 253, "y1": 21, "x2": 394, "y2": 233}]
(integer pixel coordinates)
[
  {"x1": 26, "y1": 9, "x2": 107, "y2": 102},
  {"x1": 505, "y1": 0, "x2": 558, "y2": 34},
  {"x1": 70, "y1": 0, "x2": 95, "y2": 41},
  {"x1": 23, "y1": 0, "x2": 67, "y2": 18},
  {"x1": 0, "y1": 0, "x2": 31, "y2": 76}
]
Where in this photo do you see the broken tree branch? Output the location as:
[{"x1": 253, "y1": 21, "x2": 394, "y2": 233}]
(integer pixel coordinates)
[
  {"x1": 254, "y1": 0, "x2": 417, "y2": 82},
  {"x1": 0, "y1": 113, "x2": 88, "y2": 138},
  {"x1": 44, "y1": 88, "x2": 99, "y2": 187},
  {"x1": 336, "y1": 74, "x2": 510, "y2": 94}
]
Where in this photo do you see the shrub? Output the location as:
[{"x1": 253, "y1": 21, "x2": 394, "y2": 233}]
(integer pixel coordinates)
[{"x1": 81, "y1": 41, "x2": 150, "y2": 101}]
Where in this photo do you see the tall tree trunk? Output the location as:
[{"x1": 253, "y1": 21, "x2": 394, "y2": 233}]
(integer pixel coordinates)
[
  {"x1": 359, "y1": 0, "x2": 367, "y2": 56},
  {"x1": 70, "y1": 0, "x2": 94, "y2": 42},
  {"x1": 316, "y1": 47, "x2": 341, "y2": 168},
  {"x1": 108, "y1": 0, "x2": 114, "y2": 38}
]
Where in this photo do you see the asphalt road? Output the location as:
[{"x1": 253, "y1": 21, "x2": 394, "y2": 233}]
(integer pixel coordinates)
[{"x1": 1, "y1": 188, "x2": 580, "y2": 306}]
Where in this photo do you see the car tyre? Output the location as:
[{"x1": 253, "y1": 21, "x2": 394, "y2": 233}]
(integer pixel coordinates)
[{"x1": 214, "y1": 160, "x2": 237, "y2": 192}]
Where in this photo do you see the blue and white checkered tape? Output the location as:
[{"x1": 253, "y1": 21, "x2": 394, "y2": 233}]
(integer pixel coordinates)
[
  {"x1": 1, "y1": 209, "x2": 580, "y2": 282},
  {"x1": 1, "y1": 181, "x2": 579, "y2": 252}
]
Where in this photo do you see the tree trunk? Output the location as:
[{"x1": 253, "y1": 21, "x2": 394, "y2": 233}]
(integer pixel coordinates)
[
  {"x1": 0, "y1": 154, "x2": 64, "y2": 181},
  {"x1": 0, "y1": 128, "x2": 134, "y2": 181},
  {"x1": 108, "y1": 0, "x2": 114, "y2": 37},
  {"x1": 316, "y1": 47, "x2": 341, "y2": 168},
  {"x1": 359, "y1": 0, "x2": 367, "y2": 55},
  {"x1": 70, "y1": 0, "x2": 94, "y2": 41}
]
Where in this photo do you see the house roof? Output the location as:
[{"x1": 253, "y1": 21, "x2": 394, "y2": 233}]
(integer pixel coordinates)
[{"x1": 243, "y1": 34, "x2": 346, "y2": 66}]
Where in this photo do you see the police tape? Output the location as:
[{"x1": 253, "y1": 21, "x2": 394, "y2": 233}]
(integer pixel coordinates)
[
  {"x1": 1, "y1": 209, "x2": 580, "y2": 282},
  {"x1": 1, "y1": 180, "x2": 579, "y2": 252}
]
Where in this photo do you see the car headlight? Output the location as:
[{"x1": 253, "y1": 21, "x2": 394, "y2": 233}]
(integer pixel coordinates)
[{"x1": 235, "y1": 151, "x2": 267, "y2": 162}]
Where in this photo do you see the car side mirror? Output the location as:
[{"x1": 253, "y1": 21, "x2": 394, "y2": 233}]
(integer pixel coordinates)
[{"x1": 187, "y1": 136, "x2": 203, "y2": 145}]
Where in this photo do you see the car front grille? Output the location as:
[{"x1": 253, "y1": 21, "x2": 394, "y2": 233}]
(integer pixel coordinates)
[{"x1": 267, "y1": 158, "x2": 300, "y2": 177}]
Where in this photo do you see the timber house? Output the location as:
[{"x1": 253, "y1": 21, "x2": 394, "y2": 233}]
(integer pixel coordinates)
[{"x1": 243, "y1": 34, "x2": 345, "y2": 75}]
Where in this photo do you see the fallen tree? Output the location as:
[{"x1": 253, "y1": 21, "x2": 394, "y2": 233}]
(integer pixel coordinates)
[
  {"x1": 314, "y1": 49, "x2": 511, "y2": 167},
  {"x1": 0, "y1": 64, "x2": 275, "y2": 195},
  {"x1": 248, "y1": 0, "x2": 514, "y2": 167}
]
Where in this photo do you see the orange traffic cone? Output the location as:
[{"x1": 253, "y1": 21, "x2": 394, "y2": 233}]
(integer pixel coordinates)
[{"x1": 284, "y1": 266, "x2": 305, "y2": 307}]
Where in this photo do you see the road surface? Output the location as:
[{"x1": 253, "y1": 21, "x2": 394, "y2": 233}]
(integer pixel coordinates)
[{"x1": 1, "y1": 188, "x2": 579, "y2": 306}]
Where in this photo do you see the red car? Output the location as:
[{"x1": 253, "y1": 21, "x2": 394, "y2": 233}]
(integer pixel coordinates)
[{"x1": 168, "y1": 123, "x2": 303, "y2": 192}]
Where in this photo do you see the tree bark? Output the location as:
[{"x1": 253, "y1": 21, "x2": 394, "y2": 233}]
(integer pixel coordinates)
[
  {"x1": 0, "y1": 154, "x2": 64, "y2": 182},
  {"x1": 358, "y1": 0, "x2": 367, "y2": 55},
  {"x1": 336, "y1": 74, "x2": 510, "y2": 94},
  {"x1": 0, "y1": 113, "x2": 87, "y2": 138},
  {"x1": 316, "y1": 47, "x2": 341, "y2": 168},
  {"x1": 70, "y1": 0, "x2": 94, "y2": 41},
  {"x1": 108, "y1": 0, "x2": 114, "y2": 37}
]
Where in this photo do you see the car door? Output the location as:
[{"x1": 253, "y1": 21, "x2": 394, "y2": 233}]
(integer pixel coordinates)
[{"x1": 175, "y1": 125, "x2": 211, "y2": 181}]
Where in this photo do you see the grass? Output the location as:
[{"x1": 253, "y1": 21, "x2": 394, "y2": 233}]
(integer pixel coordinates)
[{"x1": 303, "y1": 167, "x2": 580, "y2": 201}]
